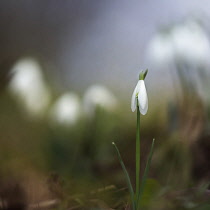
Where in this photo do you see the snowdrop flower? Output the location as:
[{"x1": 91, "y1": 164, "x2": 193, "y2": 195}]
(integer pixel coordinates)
[
  {"x1": 83, "y1": 85, "x2": 117, "y2": 117},
  {"x1": 131, "y1": 70, "x2": 148, "y2": 115},
  {"x1": 147, "y1": 19, "x2": 210, "y2": 67},
  {"x1": 171, "y1": 20, "x2": 210, "y2": 66},
  {"x1": 8, "y1": 58, "x2": 51, "y2": 117},
  {"x1": 49, "y1": 93, "x2": 81, "y2": 126},
  {"x1": 147, "y1": 32, "x2": 174, "y2": 67}
]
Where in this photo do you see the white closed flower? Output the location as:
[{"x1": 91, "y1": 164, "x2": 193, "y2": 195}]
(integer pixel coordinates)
[
  {"x1": 171, "y1": 20, "x2": 210, "y2": 65},
  {"x1": 8, "y1": 58, "x2": 51, "y2": 117},
  {"x1": 49, "y1": 93, "x2": 81, "y2": 126},
  {"x1": 131, "y1": 70, "x2": 148, "y2": 115},
  {"x1": 83, "y1": 85, "x2": 117, "y2": 117}
]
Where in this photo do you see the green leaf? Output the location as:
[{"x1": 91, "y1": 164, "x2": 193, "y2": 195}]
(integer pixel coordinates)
[
  {"x1": 112, "y1": 142, "x2": 135, "y2": 210},
  {"x1": 138, "y1": 139, "x2": 155, "y2": 204},
  {"x1": 138, "y1": 178, "x2": 160, "y2": 208},
  {"x1": 197, "y1": 182, "x2": 210, "y2": 196}
]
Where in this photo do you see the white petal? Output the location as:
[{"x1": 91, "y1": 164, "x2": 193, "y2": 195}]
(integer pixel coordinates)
[
  {"x1": 137, "y1": 80, "x2": 148, "y2": 115},
  {"x1": 131, "y1": 80, "x2": 141, "y2": 112}
]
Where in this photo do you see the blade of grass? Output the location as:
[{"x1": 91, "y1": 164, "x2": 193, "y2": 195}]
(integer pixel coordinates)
[
  {"x1": 138, "y1": 139, "x2": 155, "y2": 205},
  {"x1": 112, "y1": 142, "x2": 135, "y2": 210}
]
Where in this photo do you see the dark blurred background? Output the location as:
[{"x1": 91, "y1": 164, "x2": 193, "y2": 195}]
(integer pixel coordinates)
[{"x1": 1, "y1": 1, "x2": 210, "y2": 209}]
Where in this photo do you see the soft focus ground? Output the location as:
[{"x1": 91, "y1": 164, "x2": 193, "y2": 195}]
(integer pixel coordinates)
[{"x1": 0, "y1": 84, "x2": 210, "y2": 209}]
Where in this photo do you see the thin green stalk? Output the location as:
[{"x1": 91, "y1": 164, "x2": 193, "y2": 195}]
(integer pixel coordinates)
[
  {"x1": 112, "y1": 142, "x2": 135, "y2": 210},
  {"x1": 136, "y1": 106, "x2": 140, "y2": 209},
  {"x1": 138, "y1": 139, "x2": 155, "y2": 204}
]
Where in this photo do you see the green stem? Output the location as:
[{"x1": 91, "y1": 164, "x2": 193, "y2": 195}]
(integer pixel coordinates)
[
  {"x1": 136, "y1": 106, "x2": 140, "y2": 209},
  {"x1": 112, "y1": 142, "x2": 135, "y2": 210}
]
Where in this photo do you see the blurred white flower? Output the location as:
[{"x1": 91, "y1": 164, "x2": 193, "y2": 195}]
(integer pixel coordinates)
[
  {"x1": 49, "y1": 93, "x2": 81, "y2": 126},
  {"x1": 8, "y1": 58, "x2": 51, "y2": 117},
  {"x1": 147, "y1": 19, "x2": 210, "y2": 67},
  {"x1": 147, "y1": 33, "x2": 174, "y2": 66},
  {"x1": 83, "y1": 85, "x2": 117, "y2": 116},
  {"x1": 171, "y1": 20, "x2": 210, "y2": 65},
  {"x1": 131, "y1": 79, "x2": 148, "y2": 115}
]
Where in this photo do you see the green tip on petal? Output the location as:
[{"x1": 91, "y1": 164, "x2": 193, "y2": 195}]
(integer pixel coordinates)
[
  {"x1": 144, "y1": 69, "x2": 148, "y2": 79},
  {"x1": 139, "y1": 69, "x2": 148, "y2": 80}
]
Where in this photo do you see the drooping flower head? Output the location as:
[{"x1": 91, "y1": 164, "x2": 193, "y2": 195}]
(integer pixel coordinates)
[
  {"x1": 49, "y1": 92, "x2": 81, "y2": 126},
  {"x1": 83, "y1": 85, "x2": 117, "y2": 117},
  {"x1": 131, "y1": 69, "x2": 148, "y2": 115},
  {"x1": 8, "y1": 58, "x2": 51, "y2": 117}
]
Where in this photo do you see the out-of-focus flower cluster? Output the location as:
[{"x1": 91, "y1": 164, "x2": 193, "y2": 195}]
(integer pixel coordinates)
[
  {"x1": 8, "y1": 58, "x2": 118, "y2": 127},
  {"x1": 147, "y1": 18, "x2": 210, "y2": 68},
  {"x1": 147, "y1": 17, "x2": 210, "y2": 105}
]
